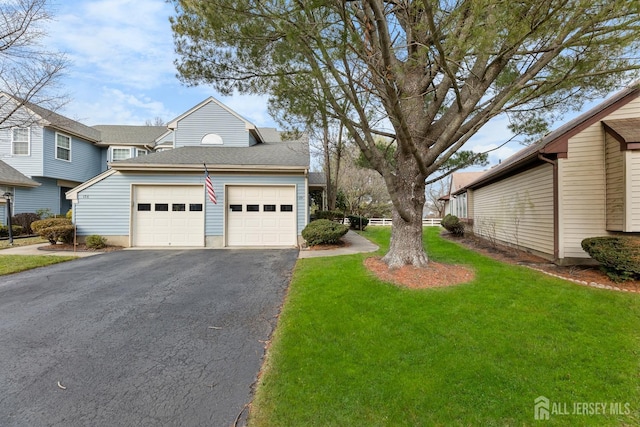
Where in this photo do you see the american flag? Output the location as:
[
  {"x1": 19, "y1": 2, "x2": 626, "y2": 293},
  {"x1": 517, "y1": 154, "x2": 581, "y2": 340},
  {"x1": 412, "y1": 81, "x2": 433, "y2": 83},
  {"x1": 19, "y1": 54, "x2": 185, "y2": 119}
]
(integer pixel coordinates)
[{"x1": 204, "y1": 167, "x2": 217, "y2": 204}]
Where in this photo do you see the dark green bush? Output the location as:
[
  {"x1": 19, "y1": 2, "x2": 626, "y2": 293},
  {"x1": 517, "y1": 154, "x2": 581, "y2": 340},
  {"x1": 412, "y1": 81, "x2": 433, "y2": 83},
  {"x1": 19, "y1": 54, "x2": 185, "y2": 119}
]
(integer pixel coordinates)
[
  {"x1": 314, "y1": 210, "x2": 345, "y2": 221},
  {"x1": 441, "y1": 214, "x2": 465, "y2": 237},
  {"x1": 85, "y1": 234, "x2": 107, "y2": 249},
  {"x1": 347, "y1": 215, "x2": 369, "y2": 231},
  {"x1": 0, "y1": 225, "x2": 24, "y2": 237},
  {"x1": 11, "y1": 212, "x2": 40, "y2": 234},
  {"x1": 31, "y1": 218, "x2": 74, "y2": 245},
  {"x1": 302, "y1": 219, "x2": 349, "y2": 246},
  {"x1": 581, "y1": 236, "x2": 640, "y2": 282}
]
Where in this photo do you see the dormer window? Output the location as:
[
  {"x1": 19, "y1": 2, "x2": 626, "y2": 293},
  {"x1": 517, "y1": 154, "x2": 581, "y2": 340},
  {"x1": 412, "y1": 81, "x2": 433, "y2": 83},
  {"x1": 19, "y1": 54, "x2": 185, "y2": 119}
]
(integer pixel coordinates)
[
  {"x1": 11, "y1": 127, "x2": 30, "y2": 156},
  {"x1": 201, "y1": 133, "x2": 223, "y2": 145},
  {"x1": 112, "y1": 148, "x2": 131, "y2": 161}
]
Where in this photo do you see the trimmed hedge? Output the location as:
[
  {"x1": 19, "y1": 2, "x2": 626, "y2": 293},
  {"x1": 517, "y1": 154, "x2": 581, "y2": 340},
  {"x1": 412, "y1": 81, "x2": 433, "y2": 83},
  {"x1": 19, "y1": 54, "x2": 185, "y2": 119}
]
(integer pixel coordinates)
[
  {"x1": 441, "y1": 214, "x2": 465, "y2": 237},
  {"x1": 581, "y1": 236, "x2": 640, "y2": 282},
  {"x1": 31, "y1": 218, "x2": 74, "y2": 245},
  {"x1": 302, "y1": 219, "x2": 349, "y2": 246},
  {"x1": 314, "y1": 210, "x2": 345, "y2": 221},
  {"x1": 0, "y1": 225, "x2": 24, "y2": 237},
  {"x1": 347, "y1": 215, "x2": 369, "y2": 231},
  {"x1": 11, "y1": 212, "x2": 40, "y2": 234}
]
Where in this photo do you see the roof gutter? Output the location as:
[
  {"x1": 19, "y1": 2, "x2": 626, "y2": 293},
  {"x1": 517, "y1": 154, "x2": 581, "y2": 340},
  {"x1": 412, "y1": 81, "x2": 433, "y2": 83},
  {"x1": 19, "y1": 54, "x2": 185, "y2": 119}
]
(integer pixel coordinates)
[
  {"x1": 538, "y1": 153, "x2": 559, "y2": 261},
  {"x1": 109, "y1": 163, "x2": 308, "y2": 173}
]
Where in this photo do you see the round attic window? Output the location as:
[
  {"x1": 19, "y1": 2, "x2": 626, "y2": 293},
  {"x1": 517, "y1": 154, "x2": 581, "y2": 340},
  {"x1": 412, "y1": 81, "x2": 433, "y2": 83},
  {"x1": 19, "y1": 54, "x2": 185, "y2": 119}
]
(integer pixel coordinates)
[{"x1": 201, "y1": 133, "x2": 223, "y2": 145}]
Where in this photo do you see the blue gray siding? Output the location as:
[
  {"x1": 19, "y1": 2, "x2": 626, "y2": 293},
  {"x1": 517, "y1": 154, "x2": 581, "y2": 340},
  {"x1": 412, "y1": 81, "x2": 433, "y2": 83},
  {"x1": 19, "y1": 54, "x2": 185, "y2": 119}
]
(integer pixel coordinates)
[
  {"x1": 0, "y1": 204, "x2": 6, "y2": 225},
  {"x1": 14, "y1": 177, "x2": 61, "y2": 214},
  {"x1": 0, "y1": 126, "x2": 44, "y2": 177},
  {"x1": 42, "y1": 128, "x2": 104, "y2": 182},
  {"x1": 73, "y1": 172, "x2": 307, "y2": 237},
  {"x1": 174, "y1": 101, "x2": 250, "y2": 148}
]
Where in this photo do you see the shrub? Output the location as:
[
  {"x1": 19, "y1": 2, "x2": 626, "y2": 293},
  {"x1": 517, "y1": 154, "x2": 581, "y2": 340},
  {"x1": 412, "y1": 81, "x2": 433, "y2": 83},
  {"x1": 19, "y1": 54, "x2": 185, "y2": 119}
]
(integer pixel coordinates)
[
  {"x1": 441, "y1": 214, "x2": 465, "y2": 237},
  {"x1": 347, "y1": 215, "x2": 369, "y2": 231},
  {"x1": 302, "y1": 219, "x2": 349, "y2": 246},
  {"x1": 581, "y1": 236, "x2": 640, "y2": 282},
  {"x1": 31, "y1": 218, "x2": 74, "y2": 245},
  {"x1": 11, "y1": 212, "x2": 41, "y2": 234},
  {"x1": 314, "y1": 210, "x2": 345, "y2": 222},
  {"x1": 36, "y1": 208, "x2": 54, "y2": 219},
  {"x1": 0, "y1": 225, "x2": 24, "y2": 237},
  {"x1": 85, "y1": 234, "x2": 107, "y2": 249},
  {"x1": 66, "y1": 209, "x2": 73, "y2": 220}
]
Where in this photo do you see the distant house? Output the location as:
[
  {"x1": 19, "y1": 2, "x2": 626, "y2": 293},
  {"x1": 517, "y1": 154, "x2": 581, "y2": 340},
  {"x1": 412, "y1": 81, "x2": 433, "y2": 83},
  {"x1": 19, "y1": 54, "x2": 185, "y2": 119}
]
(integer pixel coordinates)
[
  {"x1": 440, "y1": 171, "x2": 485, "y2": 219},
  {"x1": 0, "y1": 93, "x2": 106, "y2": 216},
  {"x1": 460, "y1": 82, "x2": 640, "y2": 264},
  {"x1": 66, "y1": 97, "x2": 311, "y2": 248}
]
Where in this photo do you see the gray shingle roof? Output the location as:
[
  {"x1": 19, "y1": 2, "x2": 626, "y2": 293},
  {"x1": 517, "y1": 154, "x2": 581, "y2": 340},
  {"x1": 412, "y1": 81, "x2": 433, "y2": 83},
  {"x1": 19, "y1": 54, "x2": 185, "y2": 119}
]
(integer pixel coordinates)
[
  {"x1": 22, "y1": 100, "x2": 102, "y2": 142},
  {"x1": 112, "y1": 140, "x2": 309, "y2": 168},
  {"x1": 308, "y1": 172, "x2": 326, "y2": 186},
  {"x1": 0, "y1": 160, "x2": 39, "y2": 188},
  {"x1": 93, "y1": 125, "x2": 167, "y2": 145}
]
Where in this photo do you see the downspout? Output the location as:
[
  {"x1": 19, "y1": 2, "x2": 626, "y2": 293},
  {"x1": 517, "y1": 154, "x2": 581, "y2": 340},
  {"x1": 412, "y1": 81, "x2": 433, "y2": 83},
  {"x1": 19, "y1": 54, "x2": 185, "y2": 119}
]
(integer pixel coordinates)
[{"x1": 538, "y1": 154, "x2": 559, "y2": 261}]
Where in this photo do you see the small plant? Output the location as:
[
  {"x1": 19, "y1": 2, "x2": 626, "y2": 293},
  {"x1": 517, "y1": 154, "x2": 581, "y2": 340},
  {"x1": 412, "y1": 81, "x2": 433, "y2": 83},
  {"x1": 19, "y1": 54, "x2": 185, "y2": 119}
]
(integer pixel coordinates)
[
  {"x1": 441, "y1": 214, "x2": 465, "y2": 237},
  {"x1": 302, "y1": 219, "x2": 349, "y2": 246},
  {"x1": 581, "y1": 236, "x2": 640, "y2": 282},
  {"x1": 347, "y1": 215, "x2": 369, "y2": 231},
  {"x1": 11, "y1": 212, "x2": 41, "y2": 234},
  {"x1": 66, "y1": 209, "x2": 73, "y2": 220},
  {"x1": 85, "y1": 234, "x2": 107, "y2": 249},
  {"x1": 31, "y1": 218, "x2": 74, "y2": 245}
]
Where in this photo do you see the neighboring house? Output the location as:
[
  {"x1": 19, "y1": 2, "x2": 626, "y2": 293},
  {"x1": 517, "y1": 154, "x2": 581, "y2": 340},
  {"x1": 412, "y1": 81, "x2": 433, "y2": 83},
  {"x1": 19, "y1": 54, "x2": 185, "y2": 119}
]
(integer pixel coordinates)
[
  {"x1": 0, "y1": 94, "x2": 159, "y2": 219},
  {"x1": 440, "y1": 171, "x2": 485, "y2": 218},
  {"x1": 0, "y1": 160, "x2": 40, "y2": 223},
  {"x1": 458, "y1": 82, "x2": 640, "y2": 264},
  {"x1": 67, "y1": 97, "x2": 312, "y2": 248}
]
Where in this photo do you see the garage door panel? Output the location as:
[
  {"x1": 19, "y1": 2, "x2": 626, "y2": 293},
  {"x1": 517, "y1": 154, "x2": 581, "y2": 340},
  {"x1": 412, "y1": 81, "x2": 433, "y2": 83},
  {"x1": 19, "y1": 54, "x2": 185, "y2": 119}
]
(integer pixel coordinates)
[
  {"x1": 133, "y1": 185, "x2": 204, "y2": 247},
  {"x1": 227, "y1": 185, "x2": 296, "y2": 246}
]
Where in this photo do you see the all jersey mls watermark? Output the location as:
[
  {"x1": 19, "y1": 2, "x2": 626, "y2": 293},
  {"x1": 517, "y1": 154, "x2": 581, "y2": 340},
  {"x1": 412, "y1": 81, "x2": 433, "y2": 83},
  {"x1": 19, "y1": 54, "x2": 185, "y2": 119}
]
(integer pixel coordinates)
[{"x1": 534, "y1": 396, "x2": 632, "y2": 421}]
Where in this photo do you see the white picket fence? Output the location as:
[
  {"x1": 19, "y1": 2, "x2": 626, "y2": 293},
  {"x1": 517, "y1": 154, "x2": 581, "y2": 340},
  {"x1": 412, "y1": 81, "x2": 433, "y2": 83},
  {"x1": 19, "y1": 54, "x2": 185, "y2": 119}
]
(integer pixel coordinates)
[{"x1": 366, "y1": 218, "x2": 442, "y2": 227}]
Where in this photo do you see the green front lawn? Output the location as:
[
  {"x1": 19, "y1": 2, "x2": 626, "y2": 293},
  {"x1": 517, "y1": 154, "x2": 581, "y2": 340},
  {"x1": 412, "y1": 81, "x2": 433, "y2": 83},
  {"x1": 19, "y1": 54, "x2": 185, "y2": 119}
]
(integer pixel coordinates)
[
  {"x1": 0, "y1": 236, "x2": 47, "y2": 249},
  {"x1": 250, "y1": 227, "x2": 640, "y2": 426},
  {"x1": 0, "y1": 255, "x2": 76, "y2": 275}
]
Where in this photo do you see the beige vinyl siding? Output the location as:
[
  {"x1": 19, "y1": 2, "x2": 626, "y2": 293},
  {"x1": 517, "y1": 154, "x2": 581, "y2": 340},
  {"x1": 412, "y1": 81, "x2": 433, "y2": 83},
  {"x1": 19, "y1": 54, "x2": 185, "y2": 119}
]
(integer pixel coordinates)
[
  {"x1": 473, "y1": 164, "x2": 554, "y2": 256},
  {"x1": 605, "y1": 133, "x2": 624, "y2": 231},
  {"x1": 560, "y1": 96, "x2": 640, "y2": 258},
  {"x1": 629, "y1": 151, "x2": 640, "y2": 231}
]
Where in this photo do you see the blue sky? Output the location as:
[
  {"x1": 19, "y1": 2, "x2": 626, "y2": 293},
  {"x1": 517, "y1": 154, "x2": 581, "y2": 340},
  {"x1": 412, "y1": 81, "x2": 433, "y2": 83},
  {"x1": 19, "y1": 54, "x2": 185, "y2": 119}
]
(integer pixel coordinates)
[{"x1": 44, "y1": 0, "x2": 618, "y2": 169}]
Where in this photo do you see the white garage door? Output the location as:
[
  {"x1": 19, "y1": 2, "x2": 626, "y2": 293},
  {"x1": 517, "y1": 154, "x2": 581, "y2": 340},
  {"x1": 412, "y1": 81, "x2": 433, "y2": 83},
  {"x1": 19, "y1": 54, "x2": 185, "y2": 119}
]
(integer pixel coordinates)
[
  {"x1": 133, "y1": 185, "x2": 204, "y2": 247},
  {"x1": 226, "y1": 185, "x2": 296, "y2": 246}
]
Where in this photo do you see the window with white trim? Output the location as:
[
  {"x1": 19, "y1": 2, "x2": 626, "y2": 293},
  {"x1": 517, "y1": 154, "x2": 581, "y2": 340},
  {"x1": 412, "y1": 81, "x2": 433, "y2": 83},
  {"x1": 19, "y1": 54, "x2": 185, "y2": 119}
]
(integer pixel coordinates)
[
  {"x1": 55, "y1": 133, "x2": 71, "y2": 161},
  {"x1": 136, "y1": 148, "x2": 147, "y2": 156},
  {"x1": 112, "y1": 148, "x2": 132, "y2": 161},
  {"x1": 11, "y1": 127, "x2": 30, "y2": 155}
]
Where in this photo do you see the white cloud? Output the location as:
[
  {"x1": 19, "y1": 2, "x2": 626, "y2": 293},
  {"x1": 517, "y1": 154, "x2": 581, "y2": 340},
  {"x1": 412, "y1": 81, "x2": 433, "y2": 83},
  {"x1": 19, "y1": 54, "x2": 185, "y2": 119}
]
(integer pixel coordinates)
[
  {"x1": 47, "y1": 0, "x2": 176, "y2": 90},
  {"x1": 61, "y1": 87, "x2": 177, "y2": 125}
]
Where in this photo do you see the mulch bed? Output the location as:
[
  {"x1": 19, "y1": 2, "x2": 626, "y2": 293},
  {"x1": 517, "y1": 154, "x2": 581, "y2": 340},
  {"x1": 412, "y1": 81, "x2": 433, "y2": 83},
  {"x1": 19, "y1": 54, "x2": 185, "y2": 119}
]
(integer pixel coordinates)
[
  {"x1": 306, "y1": 239, "x2": 352, "y2": 251},
  {"x1": 364, "y1": 257, "x2": 475, "y2": 289},
  {"x1": 38, "y1": 243, "x2": 124, "y2": 252},
  {"x1": 443, "y1": 233, "x2": 640, "y2": 293}
]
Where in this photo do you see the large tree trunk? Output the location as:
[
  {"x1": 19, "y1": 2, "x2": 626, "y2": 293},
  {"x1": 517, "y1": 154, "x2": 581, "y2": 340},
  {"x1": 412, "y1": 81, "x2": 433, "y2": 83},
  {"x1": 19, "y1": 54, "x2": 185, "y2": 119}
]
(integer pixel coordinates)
[{"x1": 381, "y1": 154, "x2": 429, "y2": 269}]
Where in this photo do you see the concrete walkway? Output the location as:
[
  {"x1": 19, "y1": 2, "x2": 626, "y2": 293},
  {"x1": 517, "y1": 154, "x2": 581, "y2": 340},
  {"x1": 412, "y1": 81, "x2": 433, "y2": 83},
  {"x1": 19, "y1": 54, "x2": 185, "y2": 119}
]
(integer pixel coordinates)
[
  {"x1": 0, "y1": 242, "x2": 102, "y2": 257},
  {"x1": 298, "y1": 230, "x2": 378, "y2": 259}
]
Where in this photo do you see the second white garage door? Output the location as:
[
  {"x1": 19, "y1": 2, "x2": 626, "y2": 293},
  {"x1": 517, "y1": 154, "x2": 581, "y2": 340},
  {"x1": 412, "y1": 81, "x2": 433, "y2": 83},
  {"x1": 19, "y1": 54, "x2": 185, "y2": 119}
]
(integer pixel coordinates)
[
  {"x1": 133, "y1": 185, "x2": 205, "y2": 247},
  {"x1": 226, "y1": 185, "x2": 296, "y2": 246}
]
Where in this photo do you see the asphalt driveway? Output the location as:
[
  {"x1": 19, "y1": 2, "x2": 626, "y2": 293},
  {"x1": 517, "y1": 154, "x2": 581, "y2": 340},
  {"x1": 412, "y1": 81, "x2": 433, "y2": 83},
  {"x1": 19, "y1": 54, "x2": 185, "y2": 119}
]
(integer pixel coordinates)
[{"x1": 0, "y1": 248, "x2": 298, "y2": 426}]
